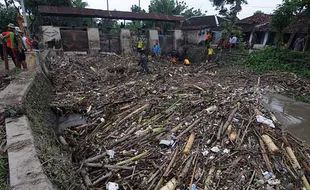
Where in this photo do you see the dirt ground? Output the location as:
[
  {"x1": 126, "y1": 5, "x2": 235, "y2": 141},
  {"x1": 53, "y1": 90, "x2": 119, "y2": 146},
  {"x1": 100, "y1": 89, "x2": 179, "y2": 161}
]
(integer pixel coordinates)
[{"x1": 48, "y1": 53, "x2": 310, "y2": 190}]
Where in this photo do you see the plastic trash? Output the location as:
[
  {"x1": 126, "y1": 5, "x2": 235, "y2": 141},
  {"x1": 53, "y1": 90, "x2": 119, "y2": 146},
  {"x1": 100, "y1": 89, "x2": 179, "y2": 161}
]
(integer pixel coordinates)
[
  {"x1": 223, "y1": 149, "x2": 230, "y2": 154},
  {"x1": 202, "y1": 150, "x2": 209, "y2": 156},
  {"x1": 191, "y1": 184, "x2": 198, "y2": 190},
  {"x1": 263, "y1": 171, "x2": 273, "y2": 180},
  {"x1": 211, "y1": 146, "x2": 220, "y2": 153},
  {"x1": 256, "y1": 115, "x2": 275, "y2": 128},
  {"x1": 106, "y1": 182, "x2": 119, "y2": 190},
  {"x1": 159, "y1": 140, "x2": 173, "y2": 147},
  {"x1": 206, "y1": 105, "x2": 218, "y2": 115},
  {"x1": 107, "y1": 150, "x2": 115, "y2": 159},
  {"x1": 267, "y1": 179, "x2": 281, "y2": 186}
]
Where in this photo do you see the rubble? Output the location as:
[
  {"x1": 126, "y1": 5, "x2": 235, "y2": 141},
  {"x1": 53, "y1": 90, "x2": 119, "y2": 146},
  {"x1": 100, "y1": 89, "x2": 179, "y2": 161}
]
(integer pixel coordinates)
[{"x1": 48, "y1": 53, "x2": 310, "y2": 190}]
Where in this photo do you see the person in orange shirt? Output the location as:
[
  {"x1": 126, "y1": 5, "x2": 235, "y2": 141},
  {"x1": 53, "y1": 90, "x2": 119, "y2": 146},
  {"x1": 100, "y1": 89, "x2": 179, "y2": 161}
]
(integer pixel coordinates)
[
  {"x1": 205, "y1": 32, "x2": 211, "y2": 45},
  {"x1": 2, "y1": 23, "x2": 17, "y2": 66}
]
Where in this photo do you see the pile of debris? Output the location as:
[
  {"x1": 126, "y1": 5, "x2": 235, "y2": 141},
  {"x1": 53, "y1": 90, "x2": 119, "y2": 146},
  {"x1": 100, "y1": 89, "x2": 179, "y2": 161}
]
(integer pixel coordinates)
[{"x1": 49, "y1": 53, "x2": 310, "y2": 190}]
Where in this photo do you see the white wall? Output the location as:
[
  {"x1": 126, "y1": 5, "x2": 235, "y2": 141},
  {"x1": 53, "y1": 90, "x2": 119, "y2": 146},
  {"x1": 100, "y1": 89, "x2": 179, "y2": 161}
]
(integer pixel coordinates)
[
  {"x1": 87, "y1": 28, "x2": 100, "y2": 51},
  {"x1": 149, "y1": 30, "x2": 159, "y2": 52}
]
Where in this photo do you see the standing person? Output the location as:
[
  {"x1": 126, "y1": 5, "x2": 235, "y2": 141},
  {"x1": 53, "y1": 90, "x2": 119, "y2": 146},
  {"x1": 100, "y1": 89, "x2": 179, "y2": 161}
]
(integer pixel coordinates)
[
  {"x1": 205, "y1": 32, "x2": 211, "y2": 45},
  {"x1": 293, "y1": 37, "x2": 304, "y2": 51},
  {"x1": 0, "y1": 30, "x2": 4, "y2": 60},
  {"x1": 15, "y1": 27, "x2": 28, "y2": 70},
  {"x1": 153, "y1": 40, "x2": 161, "y2": 57},
  {"x1": 138, "y1": 51, "x2": 150, "y2": 74},
  {"x1": 137, "y1": 38, "x2": 143, "y2": 53},
  {"x1": 229, "y1": 34, "x2": 238, "y2": 49},
  {"x1": 207, "y1": 45, "x2": 215, "y2": 63},
  {"x1": 2, "y1": 23, "x2": 17, "y2": 66}
]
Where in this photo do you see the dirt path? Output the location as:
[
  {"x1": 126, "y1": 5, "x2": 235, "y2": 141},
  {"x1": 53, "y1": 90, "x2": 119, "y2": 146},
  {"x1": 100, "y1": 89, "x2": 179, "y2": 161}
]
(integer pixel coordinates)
[{"x1": 47, "y1": 53, "x2": 310, "y2": 190}]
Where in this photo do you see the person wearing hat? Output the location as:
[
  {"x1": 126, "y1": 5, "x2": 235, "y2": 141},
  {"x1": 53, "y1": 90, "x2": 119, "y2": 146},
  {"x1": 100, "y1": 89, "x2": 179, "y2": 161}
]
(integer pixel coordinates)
[
  {"x1": 15, "y1": 27, "x2": 28, "y2": 70},
  {"x1": 2, "y1": 23, "x2": 17, "y2": 66}
]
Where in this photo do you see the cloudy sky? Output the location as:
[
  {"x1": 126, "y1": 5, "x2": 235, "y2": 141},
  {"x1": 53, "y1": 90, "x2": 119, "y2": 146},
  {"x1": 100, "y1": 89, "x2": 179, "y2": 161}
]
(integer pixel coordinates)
[
  {"x1": 85, "y1": 0, "x2": 283, "y2": 18},
  {"x1": 0, "y1": 0, "x2": 283, "y2": 19}
]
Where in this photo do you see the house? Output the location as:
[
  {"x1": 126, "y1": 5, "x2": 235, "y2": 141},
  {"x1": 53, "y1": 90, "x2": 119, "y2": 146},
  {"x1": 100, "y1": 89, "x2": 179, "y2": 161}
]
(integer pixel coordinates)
[
  {"x1": 182, "y1": 15, "x2": 226, "y2": 44},
  {"x1": 237, "y1": 13, "x2": 275, "y2": 49}
]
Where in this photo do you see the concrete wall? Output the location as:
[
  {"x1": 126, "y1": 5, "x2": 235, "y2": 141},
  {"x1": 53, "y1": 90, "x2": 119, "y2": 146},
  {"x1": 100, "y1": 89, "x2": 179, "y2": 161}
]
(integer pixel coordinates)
[
  {"x1": 184, "y1": 30, "x2": 200, "y2": 44},
  {"x1": 120, "y1": 29, "x2": 133, "y2": 56},
  {"x1": 41, "y1": 26, "x2": 61, "y2": 43},
  {"x1": 173, "y1": 30, "x2": 183, "y2": 50},
  {"x1": 87, "y1": 28, "x2": 100, "y2": 53},
  {"x1": 149, "y1": 30, "x2": 159, "y2": 52}
]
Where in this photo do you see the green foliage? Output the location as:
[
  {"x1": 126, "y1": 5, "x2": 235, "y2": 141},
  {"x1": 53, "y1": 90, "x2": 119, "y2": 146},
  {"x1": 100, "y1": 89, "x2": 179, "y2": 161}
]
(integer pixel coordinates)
[
  {"x1": 253, "y1": 10, "x2": 264, "y2": 15},
  {"x1": 148, "y1": 0, "x2": 205, "y2": 18},
  {"x1": 0, "y1": 5, "x2": 18, "y2": 31},
  {"x1": 245, "y1": 47, "x2": 310, "y2": 77},
  {"x1": 131, "y1": 4, "x2": 146, "y2": 13},
  {"x1": 210, "y1": 0, "x2": 247, "y2": 18},
  {"x1": 72, "y1": 0, "x2": 89, "y2": 8},
  {"x1": 296, "y1": 95, "x2": 310, "y2": 103}
]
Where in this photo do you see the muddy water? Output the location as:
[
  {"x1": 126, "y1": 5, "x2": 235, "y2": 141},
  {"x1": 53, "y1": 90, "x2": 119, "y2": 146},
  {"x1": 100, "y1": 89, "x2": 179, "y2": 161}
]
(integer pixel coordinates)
[{"x1": 262, "y1": 93, "x2": 310, "y2": 143}]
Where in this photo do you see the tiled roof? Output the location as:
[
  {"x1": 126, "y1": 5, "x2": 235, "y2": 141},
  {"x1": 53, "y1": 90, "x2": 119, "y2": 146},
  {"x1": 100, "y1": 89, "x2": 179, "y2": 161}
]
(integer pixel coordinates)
[{"x1": 238, "y1": 14, "x2": 272, "y2": 25}]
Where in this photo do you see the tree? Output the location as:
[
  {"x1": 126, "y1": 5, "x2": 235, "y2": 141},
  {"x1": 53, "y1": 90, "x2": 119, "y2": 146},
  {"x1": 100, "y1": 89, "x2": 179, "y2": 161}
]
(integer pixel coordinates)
[
  {"x1": 0, "y1": 3, "x2": 18, "y2": 31},
  {"x1": 72, "y1": 0, "x2": 89, "y2": 8},
  {"x1": 182, "y1": 8, "x2": 206, "y2": 18},
  {"x1": 210, "y1": 0, "x2": 247, "y2": 41},
  {"x1": 272, "y1": 0, "x2": 310, "y2": 49},
  {"x1": 131, "y1": 4, "x2": 146, "y2": 13},
  {"x1": 253, "y1": 10, "x2": 264, "y2": 15},
  {"x1": 148, "y1": 0, "x2": 187, "y2": 15}
]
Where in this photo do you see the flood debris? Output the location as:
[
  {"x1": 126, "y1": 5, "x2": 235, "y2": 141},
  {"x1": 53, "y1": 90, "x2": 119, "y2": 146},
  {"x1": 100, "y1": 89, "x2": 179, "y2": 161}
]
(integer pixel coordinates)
[{"x1": 48, "y1": 53, "x2": 310, "y2": 190}]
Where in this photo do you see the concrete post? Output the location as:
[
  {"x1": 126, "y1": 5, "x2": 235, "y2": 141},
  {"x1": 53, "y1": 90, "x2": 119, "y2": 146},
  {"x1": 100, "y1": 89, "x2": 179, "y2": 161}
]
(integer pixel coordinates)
[
  {"x1": 263, "y1": 32, "x2": 269, "y2": 46},
  {"x1": 149, "y1": 30, "x2": 159, "y2": 53},
  {"x1": 87, "y1": 28, "x2": 100, "y2": 54},
  {"x1": 173, "y1": 30, "x2": 182, "y2": 50},
  {"x1": 120, "y1": 29, "x2": 133, "y2": 56}
]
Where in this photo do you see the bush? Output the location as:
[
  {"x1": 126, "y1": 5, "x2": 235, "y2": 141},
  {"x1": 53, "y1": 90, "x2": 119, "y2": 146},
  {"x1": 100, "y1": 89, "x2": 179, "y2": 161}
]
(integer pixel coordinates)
[{"x1": 245, "y1": 47, "x2": 310, "y2": 77}]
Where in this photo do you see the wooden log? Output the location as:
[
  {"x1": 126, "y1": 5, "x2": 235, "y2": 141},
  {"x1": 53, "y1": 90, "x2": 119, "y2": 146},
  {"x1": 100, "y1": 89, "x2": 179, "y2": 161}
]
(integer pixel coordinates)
[
  {"x1": 92, "y1": 172, "x2": 113, "y2": 186},
  {"x1": 154, "y1": 177, "x2": 164, "y2": 190},
  {"x1": 286, "y1": 147, "x2": 310, "y2": 190},
  {"x1": 116, "y1": 151, "x2": 149, "y2": 166},
  {"x1": 222, "y1": 106, "x2": 239, "y2": 134},
  {"x1": 84, "y1": 152, "x2": 107, "y2": 163},
  {"x1": 81, "y1": 168, "x2": 92, "y2": 187},
  {"x1": 84, "y1": 163, "x2": 102, "y2": 168},
  {"x1": 183, "y1": 133, "x2": 195, "y2": 154},
  {"x1": 176, "y1": 118, "x2": 201, "y2": 139},
  {"x1": 58, "y1": 135, "x2": 68, "y2": 146},
  {"x1": 262, "y1": 135, "x2": 279, "y2": 153},
  {"x1": 104, "y1": 164, "x2": 133, "y2": 170}
]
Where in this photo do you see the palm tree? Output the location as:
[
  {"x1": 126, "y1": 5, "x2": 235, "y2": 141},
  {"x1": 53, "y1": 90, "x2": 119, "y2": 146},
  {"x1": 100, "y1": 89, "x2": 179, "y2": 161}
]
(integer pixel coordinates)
[{"x1": 72, "y1": 0, "x2": 89, "y2": 8}]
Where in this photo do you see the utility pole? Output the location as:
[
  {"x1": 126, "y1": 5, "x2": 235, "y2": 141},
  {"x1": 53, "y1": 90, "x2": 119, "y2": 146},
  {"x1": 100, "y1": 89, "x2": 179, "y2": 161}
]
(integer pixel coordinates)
[
  {"x1": 139, "y1": 0, "x2": 140, "y2": 9},
  {"x1": 107, "y1": 0, "x2": 109, "y2": 11},
  {"x1": 20, "y1": 0, "x2": 28, "y2": 28}
]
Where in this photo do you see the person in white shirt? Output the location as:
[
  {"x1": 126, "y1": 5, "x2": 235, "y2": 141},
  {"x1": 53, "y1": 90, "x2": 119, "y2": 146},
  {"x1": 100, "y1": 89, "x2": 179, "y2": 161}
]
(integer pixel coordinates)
[
  {"x1": 229, "y1": 35, "x2": 238, "y2": 49},
  {"x1": 0, "y1": 31, "x2": 3, "y2": 60}
]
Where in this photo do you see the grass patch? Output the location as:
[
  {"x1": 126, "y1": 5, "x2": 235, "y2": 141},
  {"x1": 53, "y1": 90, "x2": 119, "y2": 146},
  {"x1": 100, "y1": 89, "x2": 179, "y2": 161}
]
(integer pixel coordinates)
[
  {"x1": 0, "y1": 158, "x2": 8, "y2": 189},
  {"x1": 296, "y1": 95, "x2": 310, "y2": 103},
  {"x1": 245, "y1": 47, "x2": 310, "y2": 77}
]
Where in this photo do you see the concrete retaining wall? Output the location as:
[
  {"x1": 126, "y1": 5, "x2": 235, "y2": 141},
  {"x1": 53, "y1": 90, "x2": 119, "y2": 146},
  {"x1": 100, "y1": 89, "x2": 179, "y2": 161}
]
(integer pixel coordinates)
[{"x1": 0, "y1": 51, "x2": 56, "y2": 190}]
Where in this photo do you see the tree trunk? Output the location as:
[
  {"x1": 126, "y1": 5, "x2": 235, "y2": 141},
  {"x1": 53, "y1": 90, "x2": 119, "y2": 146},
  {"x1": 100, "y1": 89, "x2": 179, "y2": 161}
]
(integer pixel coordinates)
[{"x1": 303, "y1": 26, "x2": 310, "y2": 52}]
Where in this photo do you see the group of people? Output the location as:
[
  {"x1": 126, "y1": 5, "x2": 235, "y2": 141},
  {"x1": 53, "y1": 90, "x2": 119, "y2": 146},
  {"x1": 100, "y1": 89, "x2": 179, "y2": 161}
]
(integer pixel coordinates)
[{"x1": 0, "y1": 23, "x2": 31, "y2": 70}]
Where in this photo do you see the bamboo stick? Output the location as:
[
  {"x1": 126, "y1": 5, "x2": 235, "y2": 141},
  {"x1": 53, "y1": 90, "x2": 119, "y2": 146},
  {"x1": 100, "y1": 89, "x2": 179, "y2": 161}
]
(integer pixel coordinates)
[
  {"x1": 286, "y1": 147, "x2": 310, "y2": 190},
  {"x1": 159, "y1": 177, "x2": 178, "y2": 190},
  {"x1": 154, "y1": 177, "x2": 164, "y2": 190},
  {"x1": 163, "y1": 149, "x2": 179, "y2": 177},
  {"x1": 262, "y1": 135, "x2": 279, "y2": 153},
  {"x1": 117, "y1": 104, "x2": 150, "y2": 125},
  {"x1": 179, "y1": 155, "x2": 193, "y2": 180},
  {"x1": 204, "y1": 167, "x2": 216, "y2": 190},
  {"x1": 103, "y1": 165, "x2": 133, "y2": 170},
  {"x1": 92, "y1": 172, "x2": 113, "y2": 186},
  {"x1": 183, "y1": 133, "x2": 195, "y2": 154},
  {"x1": 84, "y1": 152, "x2": 107, "y2": 163},
  {"x1": 116, "y1": 151, "x2": 149, "y2": 166},
  {"x1": 176, "y1": 118, "x2": 201, "y2": 139},
  {"x1": 259, "y1": 138, "x2": 273, "y2": 172}
]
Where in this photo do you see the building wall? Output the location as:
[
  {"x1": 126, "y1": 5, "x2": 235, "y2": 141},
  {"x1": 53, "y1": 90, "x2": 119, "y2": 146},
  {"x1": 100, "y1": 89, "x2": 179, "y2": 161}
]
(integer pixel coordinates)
[
  {"x1": 120, "y1": 29, "x2": 133, "y2": 56},
  {"x1": 184, "y1": 29, "x2": 222, "y2": 44},
  {"x1": 149, "y1": 30, "x2": 159, "y2": 52}
]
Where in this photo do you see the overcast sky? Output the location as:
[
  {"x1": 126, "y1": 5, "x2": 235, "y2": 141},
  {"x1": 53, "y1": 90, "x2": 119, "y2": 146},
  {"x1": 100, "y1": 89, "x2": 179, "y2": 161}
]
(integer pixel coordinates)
[{"x1": 0, "y1": 0, "x2": 283, "y2": 19}]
